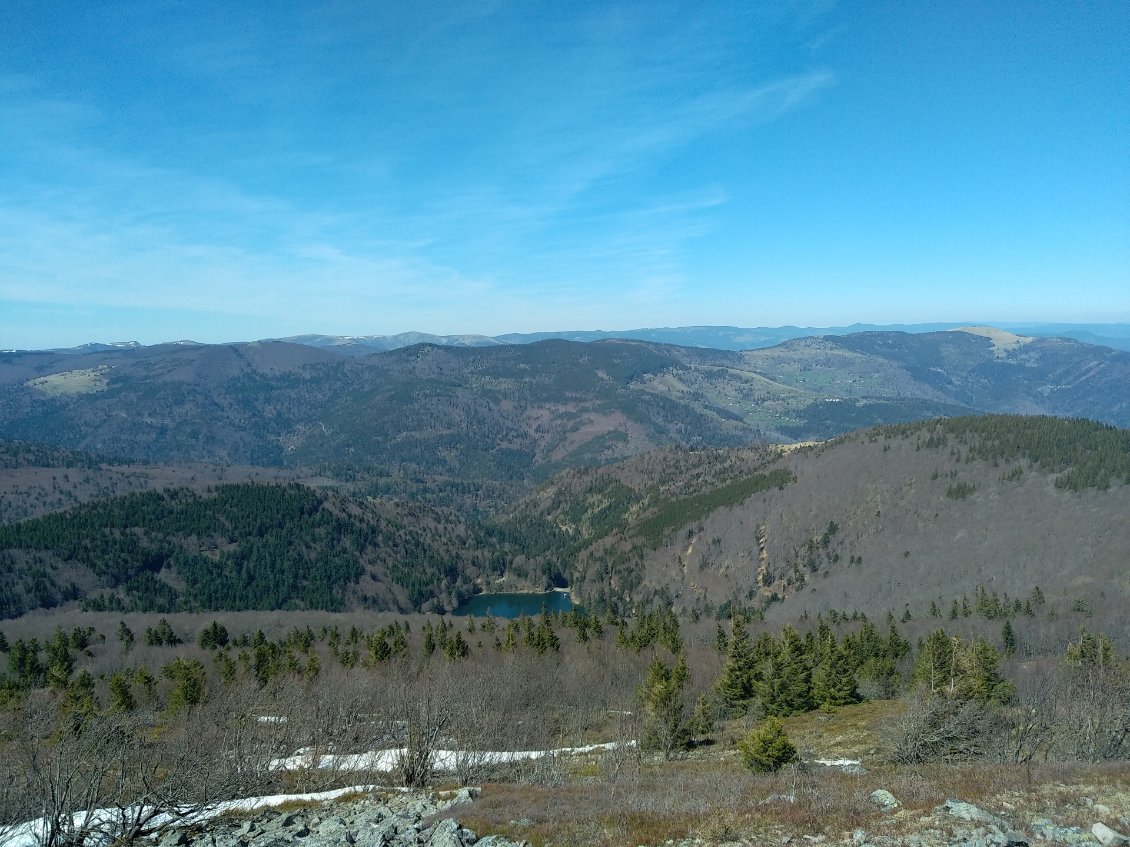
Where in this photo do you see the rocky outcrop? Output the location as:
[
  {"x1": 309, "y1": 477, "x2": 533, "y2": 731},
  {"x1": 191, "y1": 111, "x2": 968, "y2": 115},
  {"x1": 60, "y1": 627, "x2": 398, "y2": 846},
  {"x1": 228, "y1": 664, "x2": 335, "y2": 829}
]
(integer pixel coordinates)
[
  {"x1": 142, "y1": 789, "x2": 523, "y2": 847},
  {"x1": 845, "y1": 796, "x2": 1130, "y2": 847},
  {"x1": 135, "y1": 787, "x2": 1130, "y2": 847}
]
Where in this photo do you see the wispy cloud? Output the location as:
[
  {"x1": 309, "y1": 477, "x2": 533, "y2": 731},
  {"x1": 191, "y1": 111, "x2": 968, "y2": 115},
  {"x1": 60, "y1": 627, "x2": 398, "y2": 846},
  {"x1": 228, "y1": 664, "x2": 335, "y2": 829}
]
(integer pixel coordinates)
[{"x1": 0, "y1": 0, "x2": 842, "y2": 343}]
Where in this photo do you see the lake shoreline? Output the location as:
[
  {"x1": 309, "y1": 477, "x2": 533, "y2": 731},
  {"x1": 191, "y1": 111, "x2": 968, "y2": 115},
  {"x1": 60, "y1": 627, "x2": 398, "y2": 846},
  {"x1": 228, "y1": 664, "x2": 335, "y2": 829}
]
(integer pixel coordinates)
[{"x1": 452, "y1": 588, "x2": 576, "y2": 618}]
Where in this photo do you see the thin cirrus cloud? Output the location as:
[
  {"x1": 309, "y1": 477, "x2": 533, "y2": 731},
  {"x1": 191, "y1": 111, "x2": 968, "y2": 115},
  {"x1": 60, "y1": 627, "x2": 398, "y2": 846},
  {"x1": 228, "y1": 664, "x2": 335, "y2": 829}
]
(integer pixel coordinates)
[
  {"x1": 1, "y1": 11, "x2": 834, "y2": 335},
  {"x1": 7, "y1": 0, "x2": 1122, "y2": 346}
]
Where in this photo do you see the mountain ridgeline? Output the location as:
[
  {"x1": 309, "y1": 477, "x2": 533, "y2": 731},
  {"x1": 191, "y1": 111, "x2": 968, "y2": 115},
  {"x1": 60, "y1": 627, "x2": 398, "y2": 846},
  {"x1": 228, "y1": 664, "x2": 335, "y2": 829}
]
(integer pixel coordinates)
[{"x1": 0, "y1": 329, "x2": 1127, "y2": 510}]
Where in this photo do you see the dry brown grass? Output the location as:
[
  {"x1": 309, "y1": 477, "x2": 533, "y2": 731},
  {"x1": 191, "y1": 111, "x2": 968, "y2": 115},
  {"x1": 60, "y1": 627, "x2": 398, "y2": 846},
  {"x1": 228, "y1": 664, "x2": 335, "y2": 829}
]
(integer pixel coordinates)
[
  {"x1": 451, "y1": 760, "x2": 881, "y2": 846},
  {"x1": 779, "y1": 698, "x2": 906, "y2": 760},
  {"x1": 450, "y1": 758, "x2": 1130, "y2": 847}
]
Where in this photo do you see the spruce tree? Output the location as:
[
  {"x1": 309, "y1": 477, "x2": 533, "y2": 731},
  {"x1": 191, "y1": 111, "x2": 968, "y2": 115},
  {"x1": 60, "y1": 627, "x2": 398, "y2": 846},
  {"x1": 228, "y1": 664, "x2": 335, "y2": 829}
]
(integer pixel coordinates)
[
  {"x1": 108, "y1": 671, "x2": 135, "y2": 712},
  {"x1": 812, "y1": 640, "x2": 861, "y2": 707},
  {"x1": 761, "y1": 626, "x2": 814, "y2": 717},
  {"x1": 715, "y1": 616, "x2": 757, "y2": 713},
  {"x1": 713, "y1": 623, "x2": 729, "y2": 653},
  {"x1": 1001, "y1": 619, "x2": 1017, "y2": 657},
  {"x1": 444, "y1": 630, "x2": 470, "y2": 660},
  {"x1": 955, "y1": 637, "x2": 1014, "y2": 704},
  {"x1": 534, "y1": 616, "x2": 560, "y2": 654},
  {"x1": 639, "y1": 652, "x2": 692, "y2": 758},
  {"x1": 913, "y1": 630, "x2": 955, "y2": 695},
  {"x1": 738, "y1": 717, "x2": 798, "y2": 773}
]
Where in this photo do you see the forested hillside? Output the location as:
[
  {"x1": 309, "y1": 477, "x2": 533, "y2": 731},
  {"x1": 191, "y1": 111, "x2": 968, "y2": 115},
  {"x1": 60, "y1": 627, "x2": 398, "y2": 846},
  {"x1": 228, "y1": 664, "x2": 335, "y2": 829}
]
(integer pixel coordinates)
[
  {"x1": 0, "y1": 483, "x2": 497, "y2": 617},
  {"x1": 501, "y1": 416, "x2": 1130, "y2": 637},
  {"x1": 3, "y1": 415, "x2": 1126, "y2": 639},
  {"x1": 2, "y1": 332, "x2": 1127, "y2": 512},
  {"x1": 0, "y1": 439, "x2": 303, "y2": 524}
]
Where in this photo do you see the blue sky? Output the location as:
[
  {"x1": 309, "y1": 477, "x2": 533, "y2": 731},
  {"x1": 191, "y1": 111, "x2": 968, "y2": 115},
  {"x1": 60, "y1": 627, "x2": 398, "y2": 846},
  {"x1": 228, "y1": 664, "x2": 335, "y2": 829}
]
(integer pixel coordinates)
[{"x1": 2, "y1": 0, "x2": 1127, "y2": 348}]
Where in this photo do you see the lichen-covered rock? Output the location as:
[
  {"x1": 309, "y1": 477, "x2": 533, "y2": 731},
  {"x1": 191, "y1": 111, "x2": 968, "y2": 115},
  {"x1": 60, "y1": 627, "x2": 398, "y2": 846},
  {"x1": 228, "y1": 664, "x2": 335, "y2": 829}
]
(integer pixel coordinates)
[
  {"x1": 132, "y1": 790, "x2": 524, "y2": 847},
  {"x1": 869, "y1": 789, "x2": 900, "y2": 812},
  {"x1": 423, "y1": 817, "x2": 470, "y2": 847},
  {"x1": 940, "y1": 800, "x2": 1010, "y2": 832},
  {"x1": 1029, "y1": 818, "x2": 1093, "y2": 845},
  {"x1": 1092, "y1": 822, "x2": 1130, "y2": 847}
]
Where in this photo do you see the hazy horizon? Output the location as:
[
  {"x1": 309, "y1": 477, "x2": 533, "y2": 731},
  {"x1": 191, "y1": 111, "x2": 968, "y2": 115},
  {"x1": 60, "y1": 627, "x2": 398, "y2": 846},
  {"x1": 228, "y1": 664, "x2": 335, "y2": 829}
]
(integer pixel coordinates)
[{"x1": 10, "y1": 319, "x2": 1130, "y2": 354}]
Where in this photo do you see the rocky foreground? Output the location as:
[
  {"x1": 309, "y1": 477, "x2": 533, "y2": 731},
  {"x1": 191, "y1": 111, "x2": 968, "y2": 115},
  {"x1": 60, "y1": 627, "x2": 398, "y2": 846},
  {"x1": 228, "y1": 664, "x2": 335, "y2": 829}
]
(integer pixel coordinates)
[
  {"x1": 140, "y1": 785, "x2": 1130, "y2": 847},
  {"x1": 146, "y1": 788, "x2": 508, "y2": 847}
]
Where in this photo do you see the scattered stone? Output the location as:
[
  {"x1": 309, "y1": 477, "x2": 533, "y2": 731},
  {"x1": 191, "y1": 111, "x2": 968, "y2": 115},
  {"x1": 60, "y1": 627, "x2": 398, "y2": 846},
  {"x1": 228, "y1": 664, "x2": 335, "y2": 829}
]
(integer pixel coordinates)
[
  {"x1": 870, "y1": 789, "x2": 900, "y2": 812},
  {"x1": 941, "y1": 800, "x2": 1010, "y2": 832},
  {"x1": 131, "y1": 790, "x2": 521, "y2": 847},
  {"x1": 437, "y1": 787, "x2": 479, "y2": 810},
  {"x1": 157, "y1": 830, "x2": 190, "y2": 847},
  {"x1": 424, "y1": 817, "x2": 467, "y2": 847},
  {"x1": 1029, "y1": 818, "x2": 1093, "y2": 844},
  {"x1": 1092, "y1": 822, "x2": 1130, "y2": 847}
]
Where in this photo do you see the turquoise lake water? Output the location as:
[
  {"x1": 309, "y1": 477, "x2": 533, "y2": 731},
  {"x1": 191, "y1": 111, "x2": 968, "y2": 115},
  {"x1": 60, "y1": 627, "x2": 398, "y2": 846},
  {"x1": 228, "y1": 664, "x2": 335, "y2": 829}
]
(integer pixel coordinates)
[{"x1": 452, "y1": 590, "x2": 575, "y2": 618}]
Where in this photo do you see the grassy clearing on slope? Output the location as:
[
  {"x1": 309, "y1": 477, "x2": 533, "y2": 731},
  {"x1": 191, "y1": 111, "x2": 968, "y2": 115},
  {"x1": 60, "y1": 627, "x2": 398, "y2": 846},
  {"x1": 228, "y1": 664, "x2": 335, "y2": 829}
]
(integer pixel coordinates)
[
  {"x1": 451, "y1": 760, "x2": 1130, "y2": 847},
  {"x1": 26, "y1": 367, "x2": 111, "y2": 396}
]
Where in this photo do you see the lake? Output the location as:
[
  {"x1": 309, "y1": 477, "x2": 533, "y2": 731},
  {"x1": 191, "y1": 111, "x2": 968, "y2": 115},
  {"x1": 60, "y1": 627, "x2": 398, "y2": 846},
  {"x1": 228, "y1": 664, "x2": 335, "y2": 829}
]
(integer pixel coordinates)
[{"x1": 452, "y1": 590, "x2": 575, "y2": 618}]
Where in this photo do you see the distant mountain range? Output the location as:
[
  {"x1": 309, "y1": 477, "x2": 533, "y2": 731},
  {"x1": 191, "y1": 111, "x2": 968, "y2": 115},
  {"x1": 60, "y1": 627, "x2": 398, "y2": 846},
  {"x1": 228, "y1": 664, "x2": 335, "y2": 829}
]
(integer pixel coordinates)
[
  {"x1": 11, "y1": 321, "x2": 1130, "y2": 355},
  {"x1": 0, "y1": 328, "x2": 1127, "y2": 514}
]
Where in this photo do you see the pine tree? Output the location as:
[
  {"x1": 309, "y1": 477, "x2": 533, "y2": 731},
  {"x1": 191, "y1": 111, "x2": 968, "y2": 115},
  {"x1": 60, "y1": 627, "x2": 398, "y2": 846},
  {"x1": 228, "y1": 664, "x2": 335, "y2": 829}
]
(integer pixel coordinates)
[
  {"x1": 761, "y1": 626, "x2": 814, "y2": 717},
  {"x1": 913, "y1": 630, "x2": 956, "y2": 695},
  {"x1": 1001, "y1": 619, "x2": 1017, "y2": 657},
  {"x1": 812, "y1": 640, "x2": 861, "y2": 707},
  {"x1": 108, "y1": 671, "x2": 135, "y2": 712},
  {"x1": 738, "y1": 717, "x2": 798, "y2": 773},
  {"x1": 713, "y1": 623, "x2": 729, "y2": 653},
  {"x1": 639, "y1": 652, "x2": 692, "y2": 758},
  {"x1": 715, "y1": 616, "x2": 757, "y2": 713},
  {"x1": 955, "y1": 637, "x2": 1014, "y2": 704},
  {"x1": 444, "y1": 630, "x2": 470, "y2": 660},
  {"x1": 214, "y1": 650, "x2": 238, "y2": 684}
]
